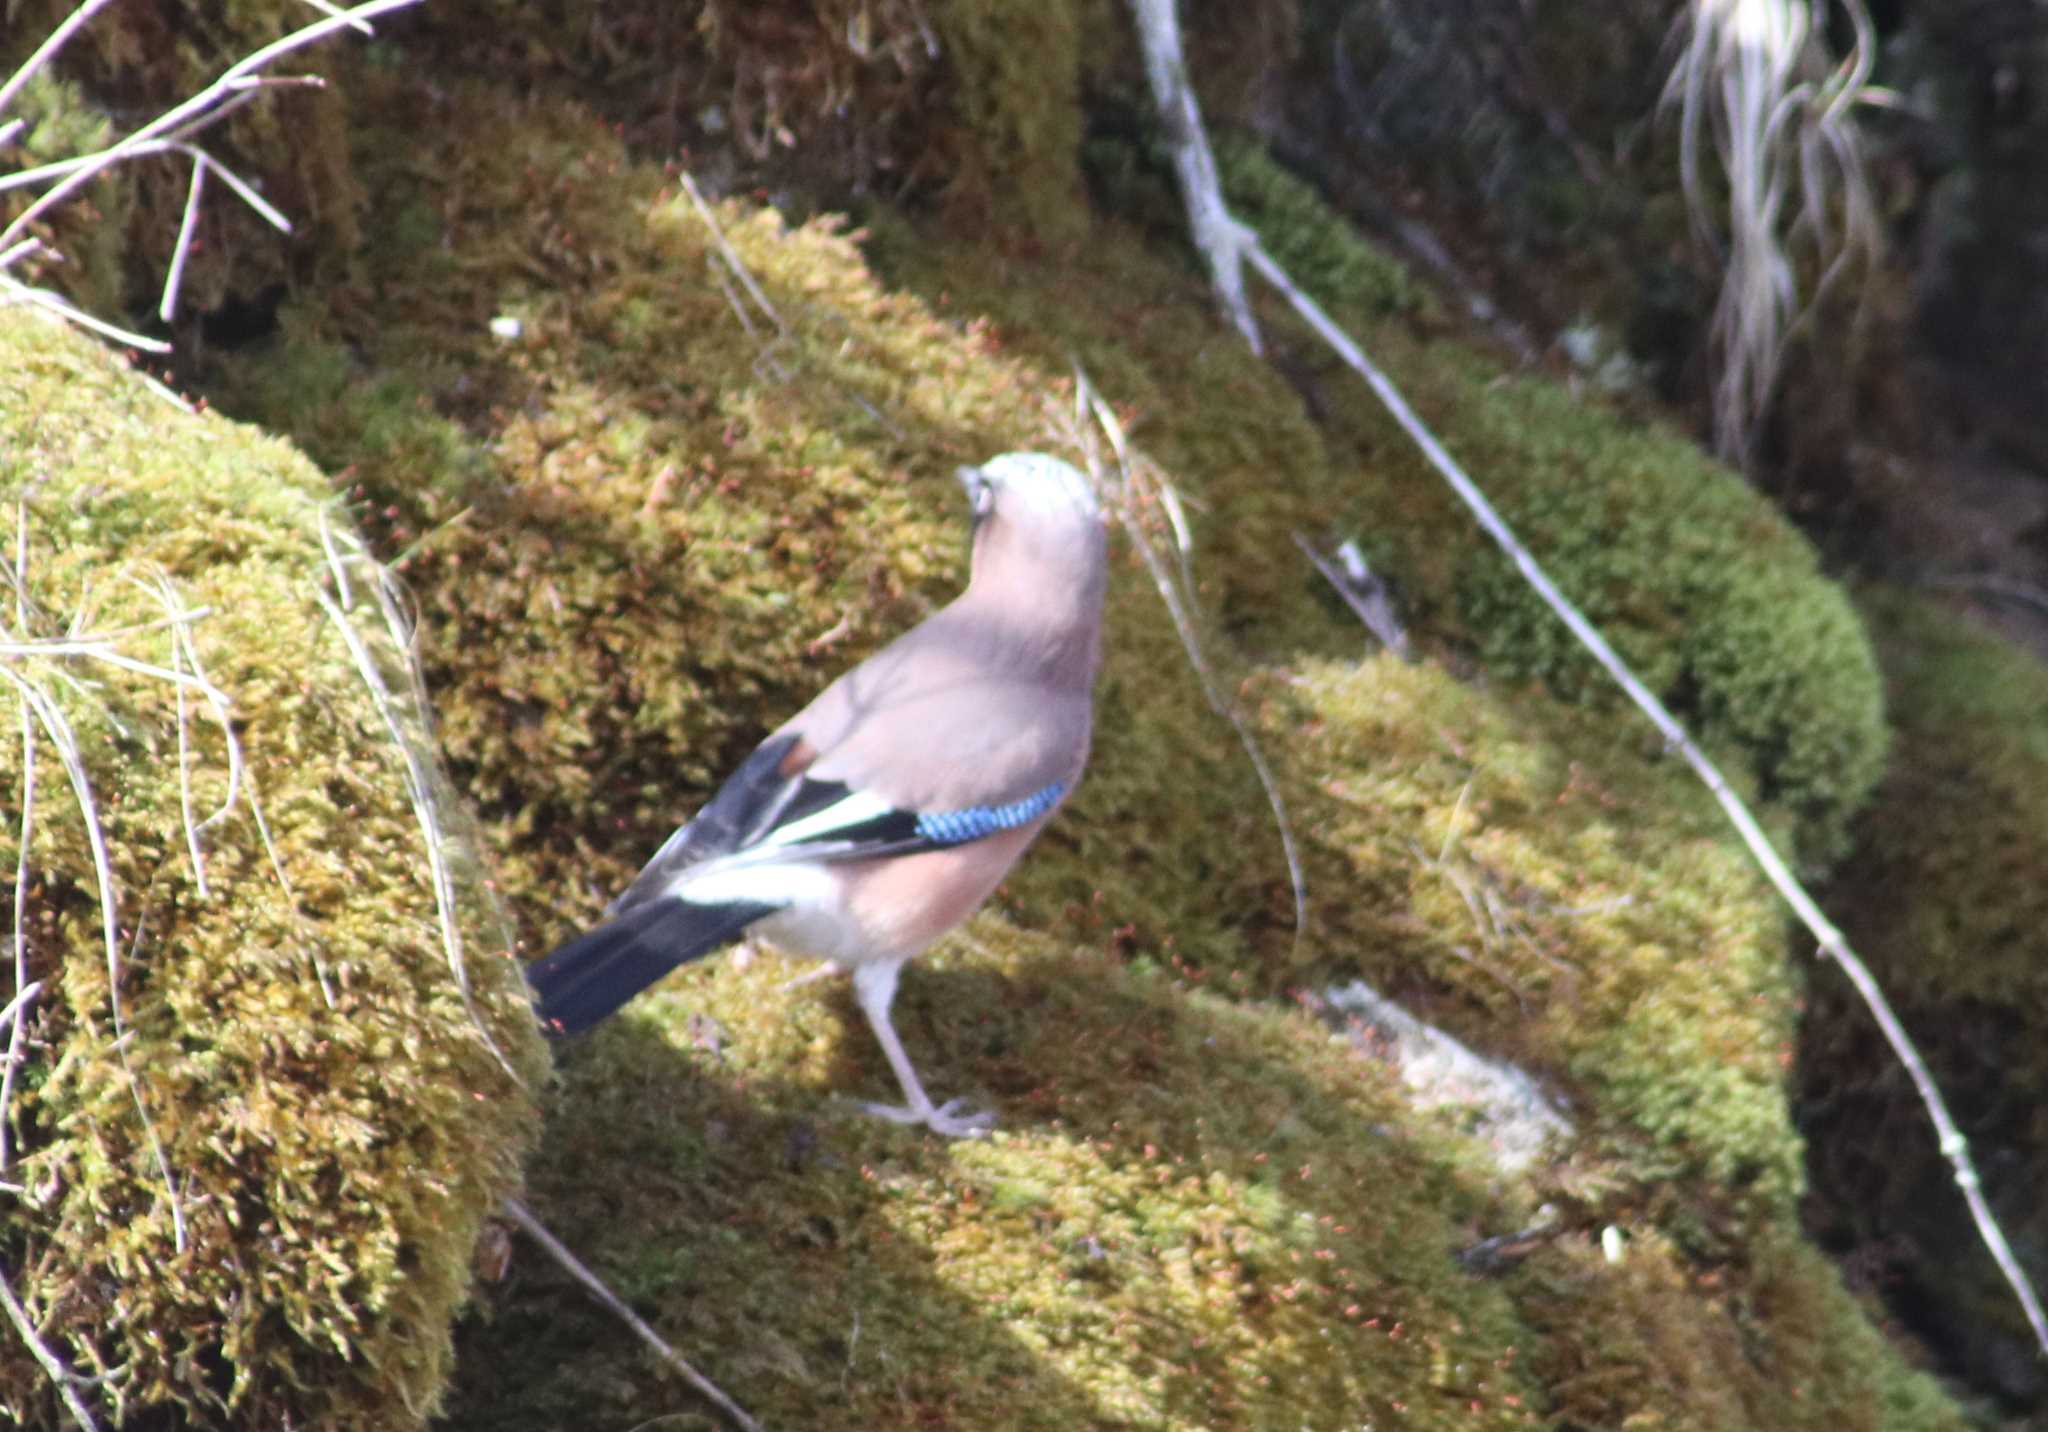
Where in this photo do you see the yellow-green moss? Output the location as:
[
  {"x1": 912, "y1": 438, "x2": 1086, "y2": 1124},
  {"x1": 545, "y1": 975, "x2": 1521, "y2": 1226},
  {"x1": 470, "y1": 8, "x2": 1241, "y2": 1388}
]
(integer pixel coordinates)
[
  {"x1": 1214, "y1": 130, "x2": 1426, "y2": 321},
  {"x1": 1513, "y1": 1226, "x2": 1961, "y2": 1430},
  {"x1": 444, "y1": 933, "x2": 1555, "y2": 1428},
  {"x1": 0, "y1": 314, "x2": 544, "y2": 1428},
  {"x1": 927, "y1": 0, "x2": 1092, "y2": 243},
  {"x1": 204, "y1": 79, "x2": 1285, "y2": 991},
  {"x1": 1260, "y1": 655, "x2": 1805, "y2": 1217}
]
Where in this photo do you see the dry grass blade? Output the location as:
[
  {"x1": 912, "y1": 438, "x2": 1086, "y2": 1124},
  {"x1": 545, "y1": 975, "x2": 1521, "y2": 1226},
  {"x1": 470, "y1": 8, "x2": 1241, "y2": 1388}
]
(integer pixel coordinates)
[
  {"x1": 0, "y1": 655, "x2": 192, "y2": 1254},
  {"x1": 3, "y1": 702, "x2": 36, "y2": 1179},
  {"x1": 312, "y1": 518, "x2": 525, "y2": 1086},
  {"x1": 1067, "y1": 372, "x2": 1308, "y2": 950},
  {"x1": 1662, "y1": 0, "x2": 1885, "y2": 464}
]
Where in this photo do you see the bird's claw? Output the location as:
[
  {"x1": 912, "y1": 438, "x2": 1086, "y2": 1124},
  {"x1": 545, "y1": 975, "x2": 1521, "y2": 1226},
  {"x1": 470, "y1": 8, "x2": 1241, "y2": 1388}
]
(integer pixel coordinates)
[{"x1": 857, "y1": 1095, "x2": 996, "y2": 1139}]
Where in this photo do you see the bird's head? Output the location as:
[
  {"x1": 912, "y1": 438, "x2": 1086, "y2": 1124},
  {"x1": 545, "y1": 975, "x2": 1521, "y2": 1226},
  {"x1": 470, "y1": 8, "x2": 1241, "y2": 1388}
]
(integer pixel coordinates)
[
  {"x1": 957, "y1": 452, "x2": 1105, "y2": 585},
  {"x1": 953, "y1": 452, "x2": 1108, "y2": 670}
]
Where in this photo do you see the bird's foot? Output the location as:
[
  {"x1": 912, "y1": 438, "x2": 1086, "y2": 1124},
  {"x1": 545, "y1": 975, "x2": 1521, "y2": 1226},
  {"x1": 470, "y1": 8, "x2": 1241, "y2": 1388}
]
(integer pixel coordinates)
[
  {"x1": 857, "y1": 1095, "x2": 995, "y2": 1139},
  {"x1": 780, "y1": 959, "x2": 845, "y2": 993}
]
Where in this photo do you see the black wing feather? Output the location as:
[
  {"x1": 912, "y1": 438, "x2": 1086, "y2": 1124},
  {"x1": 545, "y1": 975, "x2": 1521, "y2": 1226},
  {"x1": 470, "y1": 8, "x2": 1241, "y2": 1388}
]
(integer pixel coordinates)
[{"x1": 528, "y1": 896, "x2": 776, "y2": 1037}]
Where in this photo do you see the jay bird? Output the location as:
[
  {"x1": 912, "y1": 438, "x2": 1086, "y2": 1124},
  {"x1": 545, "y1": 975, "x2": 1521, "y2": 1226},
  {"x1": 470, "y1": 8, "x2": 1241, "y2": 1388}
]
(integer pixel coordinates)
[{"x1": 527, "y1": 452, "x2": 1106, "y2": 1137}]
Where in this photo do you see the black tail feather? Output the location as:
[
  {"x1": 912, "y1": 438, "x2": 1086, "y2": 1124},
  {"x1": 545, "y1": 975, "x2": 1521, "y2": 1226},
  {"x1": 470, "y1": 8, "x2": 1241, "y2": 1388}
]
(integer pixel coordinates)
[{"x1": 526, "y1": 898, "x2": 777, "y2": 1037}]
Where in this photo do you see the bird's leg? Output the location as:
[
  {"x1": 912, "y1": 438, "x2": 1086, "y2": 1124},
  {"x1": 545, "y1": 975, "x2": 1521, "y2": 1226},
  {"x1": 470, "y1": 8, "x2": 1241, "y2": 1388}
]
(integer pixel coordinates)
[{"x1": 850, "y1": 960, "x2": 994, "y2": 1138}]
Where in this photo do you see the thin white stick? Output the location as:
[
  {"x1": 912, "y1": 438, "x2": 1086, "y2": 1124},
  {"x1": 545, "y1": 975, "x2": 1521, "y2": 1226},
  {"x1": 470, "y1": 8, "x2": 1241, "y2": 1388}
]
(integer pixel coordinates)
[
  {"x1": 0, "y1": 277, "x2": 173, "y2": 353},
  {"x1": 1238, "y1": 231, "x2": 2048, "y2": 1359},
  {"x1": 679, "y1": 173, "x2": 787, "y2": 336},
  {"x1": 1125, "y1": 0, "x2": 1260, "y2": 352},
  {"x1": 0, "y1": 0, "x2": 121, "y2": 119},
  {"x1": 0, "y1": 0, "x2": 422, "y2": 255},
  {"x1": 2, "y1": 139, "x2": 293, "y2": 238},
  {"x1": 297, "y1": 0, "x2": 376, "y2": 36},
  {"x1": 0, "y1": 1263, "x2": 101, "y2": 1431},
  {"x1": 501, "y1": 1197, "x2": 763, "y2": 1432},
  {"x1": 2, "y1": 702, "x2": 37, "y2": 1175},
  {"x1": 0, "y1": 980, "x2": 41, "y2": 1032}
]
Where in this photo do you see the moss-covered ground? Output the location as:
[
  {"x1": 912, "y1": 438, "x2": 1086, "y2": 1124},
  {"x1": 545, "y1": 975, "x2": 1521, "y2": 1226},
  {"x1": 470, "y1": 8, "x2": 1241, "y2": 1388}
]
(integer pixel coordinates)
[
  {"x1": 182, "y1": 69, "x2": 1950, "y2": 1427},
  {"x1": 0, "y1": 3, "x2": 1987, "y2": 1426}
]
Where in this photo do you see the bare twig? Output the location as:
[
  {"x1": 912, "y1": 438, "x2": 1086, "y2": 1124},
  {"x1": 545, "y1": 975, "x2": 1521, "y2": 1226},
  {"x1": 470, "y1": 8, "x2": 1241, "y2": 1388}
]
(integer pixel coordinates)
[
  {"x1": 1293, "y1": 532, "x2": 1411, "y2": 660},
  {"x1": 501, "y1": 1197, "x2": 763, "y2": 1432},
  {"x1": 0, "y1": 1262, "x2": 101, "y2": 1431},
  {"x1": 0, "y1": 0, "x2": 121, "y2": 120},
  {"x1": 1125, "y1": 0, "x2": 1261, "y2": 353},
  {"x1": 0, "y1": 0, "x2": 423, "y2": 256},
  {"x1": 0, "y1": 273, "x2": 172, "y2": 353},
  {"x1": 679, "y1": 172, "x2": 787, "y2": 338}
]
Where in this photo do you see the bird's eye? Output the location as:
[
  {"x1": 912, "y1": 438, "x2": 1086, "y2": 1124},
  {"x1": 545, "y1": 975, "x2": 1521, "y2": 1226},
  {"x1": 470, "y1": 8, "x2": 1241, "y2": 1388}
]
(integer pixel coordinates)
[{"x1": 971, "y1": 478, "x2": 997, "y2": 520}]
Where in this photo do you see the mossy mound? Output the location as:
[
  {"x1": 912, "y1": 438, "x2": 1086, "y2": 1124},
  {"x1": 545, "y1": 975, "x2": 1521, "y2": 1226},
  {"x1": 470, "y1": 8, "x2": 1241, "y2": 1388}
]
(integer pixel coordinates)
[
  {"x1": 0, "y1": 314, "x2": 544, "y2": 1428},
  {"x1": 445, "y1": 924, "x2": 1955, "y2": 1431},
  {"x1": 1800, "y1": 589, "x2": 2048, "y2": 1405},
  {"x1": 204, "y1": 76, "x2": 1284, "y2": 987},
  {"x1": 446, "y1": 933, "x2": 1546, "y2": 1429}
]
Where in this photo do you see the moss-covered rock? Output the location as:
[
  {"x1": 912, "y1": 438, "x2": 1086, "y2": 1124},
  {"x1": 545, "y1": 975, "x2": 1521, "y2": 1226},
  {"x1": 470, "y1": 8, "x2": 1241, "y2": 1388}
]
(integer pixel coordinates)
[
  {"x1": 10, "y1": 12, "x2": 1939, "y2": 1426},
  {"x1": 448, "y1": 935, "x2": 1554, "y2": 1430},
  {"x1": 0, "y1": 314, "x2": 544, "y2": 1428},
  {"x1": 1262, "y1": 656, "x2": 1805, "y2": 1218}
]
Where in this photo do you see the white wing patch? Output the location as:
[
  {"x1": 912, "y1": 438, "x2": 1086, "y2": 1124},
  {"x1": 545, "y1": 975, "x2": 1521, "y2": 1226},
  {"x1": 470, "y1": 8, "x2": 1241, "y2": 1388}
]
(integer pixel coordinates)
[{"x1": 757, "y1": 788, "x2": 898, "y2": 849}]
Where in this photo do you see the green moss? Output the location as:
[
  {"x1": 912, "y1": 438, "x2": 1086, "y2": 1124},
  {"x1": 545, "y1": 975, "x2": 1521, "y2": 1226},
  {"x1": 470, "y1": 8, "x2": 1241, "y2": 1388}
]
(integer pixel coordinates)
[
  {"x1": 1514, "y1": 1227, "x2": 1962, "y2": 1430},
  {"x1": 1260, "y1": 655, "x2": 1804, "y2": 1217},
  {"x1": 169, "y1": 55, "x2": 1953, "y2": 1432},
  {"x1": 928, "y1": 0, "x2": 1092, "y2": 244},
  {"x1": 862, "y1": 182, "x2": 1887, "y2": 870},
  {"x1": 1417, "y1": 360, "x2": 1888, "y2": 868},
  {"x1": 1213, "y1": 130, "x2": 1425, "y2": 322},
  {"x1": 1836, "y1": 590, "x2": 2048, "y2": 997},
  {"x1": 1800, "y1": 589, "x2": 2048, "y2": 1391},
  {"x1": 447, "y1": 931, "x2": 1549, "y2": 1430},
  {"x1": 0, "y1": 315, "x2": 545, "y2": 1428}
]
